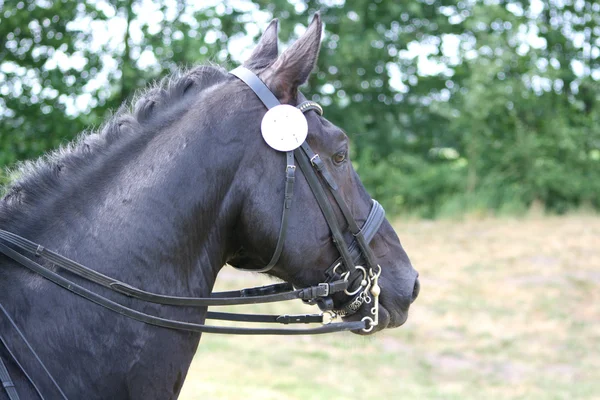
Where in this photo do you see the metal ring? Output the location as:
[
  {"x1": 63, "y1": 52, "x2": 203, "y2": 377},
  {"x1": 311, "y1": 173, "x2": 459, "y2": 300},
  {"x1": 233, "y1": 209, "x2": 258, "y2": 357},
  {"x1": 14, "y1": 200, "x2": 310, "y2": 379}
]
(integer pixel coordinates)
[
  {"x1": 361, "y1": 316, "x2": 374, "y2": 333},
  {"x1": 370, "y1": 264, "x2": 382, "y2": 278},
  {"x1": 344, "y1": 266, "x2": 368, "y2": 296},
  {"x1": 332, "y1": 262, "x2": 342, "y2": 275}
]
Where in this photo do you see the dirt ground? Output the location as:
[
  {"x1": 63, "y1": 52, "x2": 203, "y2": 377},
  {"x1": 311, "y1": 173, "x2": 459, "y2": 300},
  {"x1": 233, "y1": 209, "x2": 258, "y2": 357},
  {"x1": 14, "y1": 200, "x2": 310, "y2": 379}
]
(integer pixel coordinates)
[{"x1": 180, "y1": 215, "x2": 600, "y2": 400}]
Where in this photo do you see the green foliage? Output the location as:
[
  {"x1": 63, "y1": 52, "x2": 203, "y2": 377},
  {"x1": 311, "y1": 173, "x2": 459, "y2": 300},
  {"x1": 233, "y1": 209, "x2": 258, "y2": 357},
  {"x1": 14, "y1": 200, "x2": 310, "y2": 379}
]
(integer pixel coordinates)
[{"x1": 0, "y1": 0, "x2": 598, "y2": 217}]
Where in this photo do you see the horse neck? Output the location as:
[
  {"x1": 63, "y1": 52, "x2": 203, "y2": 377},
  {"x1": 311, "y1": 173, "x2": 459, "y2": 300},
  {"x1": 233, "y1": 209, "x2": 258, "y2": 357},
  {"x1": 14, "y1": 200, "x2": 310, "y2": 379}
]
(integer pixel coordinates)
[{"x1": 12, "y1": 112, "x2": 242, "y2": 299}]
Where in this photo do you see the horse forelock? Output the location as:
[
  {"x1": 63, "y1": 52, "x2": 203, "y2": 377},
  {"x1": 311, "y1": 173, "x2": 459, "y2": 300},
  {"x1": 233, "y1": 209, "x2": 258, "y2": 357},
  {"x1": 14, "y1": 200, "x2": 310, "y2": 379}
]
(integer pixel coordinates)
[{"x1": 0, "y1": 64, "x2": 229, "y2": 225}]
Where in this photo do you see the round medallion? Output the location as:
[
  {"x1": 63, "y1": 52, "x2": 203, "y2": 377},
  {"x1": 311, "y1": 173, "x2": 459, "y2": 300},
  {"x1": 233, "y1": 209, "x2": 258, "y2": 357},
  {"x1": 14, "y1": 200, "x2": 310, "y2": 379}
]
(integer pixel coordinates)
[{"x1": 261, "y1": 104, "x2": 308, "y2": 152}]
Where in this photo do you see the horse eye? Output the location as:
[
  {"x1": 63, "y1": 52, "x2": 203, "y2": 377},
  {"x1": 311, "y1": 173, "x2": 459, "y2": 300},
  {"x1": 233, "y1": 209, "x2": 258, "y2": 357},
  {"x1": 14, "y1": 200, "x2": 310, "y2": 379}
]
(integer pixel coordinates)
[{"x1": 332, "y1": 151, "x2": 347, "y2": 165}]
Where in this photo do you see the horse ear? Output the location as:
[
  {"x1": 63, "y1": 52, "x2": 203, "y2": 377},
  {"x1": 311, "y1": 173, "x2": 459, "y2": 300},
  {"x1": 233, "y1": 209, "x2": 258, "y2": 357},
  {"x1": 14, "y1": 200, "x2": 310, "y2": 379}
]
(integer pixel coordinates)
[
  {"x1": 264, "y1": 13, "x2": 322, "y2": 103},
  {"x1": 244, "y1": 19, "x2": 279, "y2": 70}
]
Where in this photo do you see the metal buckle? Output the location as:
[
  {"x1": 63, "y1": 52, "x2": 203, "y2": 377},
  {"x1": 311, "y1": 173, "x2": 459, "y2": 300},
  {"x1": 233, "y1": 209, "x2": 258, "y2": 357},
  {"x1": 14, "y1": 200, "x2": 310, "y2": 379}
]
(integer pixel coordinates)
[
  {"x1": 318, "y1": 282, "x2": 329, "y2": 297},
  {"x1": 310, "y1": 154, "x2": 320, "y2": 166},
  {"x1": 286, "y1": 165, "x2": 296, "y2": 172}
]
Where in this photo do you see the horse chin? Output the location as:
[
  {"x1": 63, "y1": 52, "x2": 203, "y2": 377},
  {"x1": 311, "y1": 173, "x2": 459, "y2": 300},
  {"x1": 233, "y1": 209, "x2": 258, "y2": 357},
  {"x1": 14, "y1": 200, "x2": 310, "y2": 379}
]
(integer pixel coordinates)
[{"x1": 344, "y1": 304, "x2": 408, "y2": 336}]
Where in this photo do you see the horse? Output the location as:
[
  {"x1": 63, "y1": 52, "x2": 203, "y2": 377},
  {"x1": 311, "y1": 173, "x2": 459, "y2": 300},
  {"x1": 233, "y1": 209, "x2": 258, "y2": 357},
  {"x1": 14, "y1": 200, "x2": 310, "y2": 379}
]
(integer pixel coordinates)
[{"x1": 0, "y1": 15, "x2": 419, "y2": 399}]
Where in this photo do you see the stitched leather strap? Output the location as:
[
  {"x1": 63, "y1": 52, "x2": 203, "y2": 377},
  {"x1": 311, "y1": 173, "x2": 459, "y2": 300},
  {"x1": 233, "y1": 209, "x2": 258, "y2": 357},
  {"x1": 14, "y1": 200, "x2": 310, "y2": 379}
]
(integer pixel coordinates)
[
  {"x1": 206, "y1": 312, "x2": 323, "y2": 324},
  {"x1": 0, "y1": 242, "x2": 365, "y2": 335},
  {"x1": 0, "y1": 230, "x2": 349, "y2": 307},
  {"x1": 229, "y1": 67, "x2": 296, "y2": 273},
  {"x1": 234, "y1": 151, "x2": 295, "y2": 273},
  {"x1": 294, "y1": 146, "x2": 357, "y2": 275}
]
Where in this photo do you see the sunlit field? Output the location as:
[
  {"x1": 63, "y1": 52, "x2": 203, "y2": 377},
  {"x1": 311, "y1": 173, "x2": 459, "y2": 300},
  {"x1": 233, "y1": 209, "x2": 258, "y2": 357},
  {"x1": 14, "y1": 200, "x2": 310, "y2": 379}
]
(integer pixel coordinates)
[{"x1": 180, "y1": 215, "x2": 600, "y2": 400}]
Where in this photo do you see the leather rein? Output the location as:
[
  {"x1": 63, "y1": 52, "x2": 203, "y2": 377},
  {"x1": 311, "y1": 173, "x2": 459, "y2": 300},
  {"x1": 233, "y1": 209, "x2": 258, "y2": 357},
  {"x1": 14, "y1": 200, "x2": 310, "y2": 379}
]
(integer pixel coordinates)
[{"x1": 0, "y1": 67, "x2": 387, "y2": 337}]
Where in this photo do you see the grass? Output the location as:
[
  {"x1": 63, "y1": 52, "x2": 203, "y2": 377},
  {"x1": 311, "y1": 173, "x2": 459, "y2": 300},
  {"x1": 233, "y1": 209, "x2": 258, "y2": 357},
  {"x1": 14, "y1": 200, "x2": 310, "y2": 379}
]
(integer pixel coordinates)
[{"x1": 179, "y1": 215, "x2": 600, "y2": 399}]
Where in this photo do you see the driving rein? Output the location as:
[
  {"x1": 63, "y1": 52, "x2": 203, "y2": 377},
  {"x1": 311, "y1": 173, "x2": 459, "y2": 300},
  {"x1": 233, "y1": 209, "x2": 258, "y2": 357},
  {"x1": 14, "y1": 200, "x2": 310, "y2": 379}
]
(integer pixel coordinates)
[{"x1": 0, "y1": 67, "x2": 386, "y2": 397}]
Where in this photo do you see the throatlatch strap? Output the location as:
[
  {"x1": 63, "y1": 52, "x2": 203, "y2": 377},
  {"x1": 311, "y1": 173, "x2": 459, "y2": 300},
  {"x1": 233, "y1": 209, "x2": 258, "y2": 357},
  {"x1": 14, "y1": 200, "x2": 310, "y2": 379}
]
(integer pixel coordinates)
[
  {"x1": 230, "y1": 67, "x2": 297, "y2": 273},
  {"x1": 235, "y1": 151, "x2": 295, "y2": 273}
]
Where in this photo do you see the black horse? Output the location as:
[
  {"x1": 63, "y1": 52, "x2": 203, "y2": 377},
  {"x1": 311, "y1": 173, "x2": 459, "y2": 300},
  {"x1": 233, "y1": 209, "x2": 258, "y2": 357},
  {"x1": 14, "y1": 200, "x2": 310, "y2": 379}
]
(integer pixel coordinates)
[{"x1": 0, "y1": 15, "x2": 419, "y2": 399}]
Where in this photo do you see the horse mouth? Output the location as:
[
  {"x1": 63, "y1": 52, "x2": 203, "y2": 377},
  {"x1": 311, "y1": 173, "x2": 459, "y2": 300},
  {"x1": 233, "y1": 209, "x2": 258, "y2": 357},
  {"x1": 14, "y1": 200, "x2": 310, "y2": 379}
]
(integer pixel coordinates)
[{"x1": 343, "y1": 303, "x2": 409, "y2": 335}]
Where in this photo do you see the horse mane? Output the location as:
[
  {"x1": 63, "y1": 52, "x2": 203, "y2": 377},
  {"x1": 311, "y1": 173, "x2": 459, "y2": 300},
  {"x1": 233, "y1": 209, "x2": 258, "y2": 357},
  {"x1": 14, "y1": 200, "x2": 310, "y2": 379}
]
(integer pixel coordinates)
[{"x1": 0, "y1": 64, "x2": 229, "y2": 224}]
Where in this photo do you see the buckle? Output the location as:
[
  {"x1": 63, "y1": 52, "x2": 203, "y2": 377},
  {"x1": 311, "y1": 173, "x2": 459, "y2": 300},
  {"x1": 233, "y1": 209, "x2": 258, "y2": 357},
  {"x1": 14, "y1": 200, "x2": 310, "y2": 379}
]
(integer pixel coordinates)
[
  {"x1": 317, "y1": 282, "x2": 329, "y2": 297},
  {"x1": 35, "y1": 244, "x2": 45, "y2": 256},
  {"x1": 310, "y1": 154, "x2": 321, "y2": 166}
]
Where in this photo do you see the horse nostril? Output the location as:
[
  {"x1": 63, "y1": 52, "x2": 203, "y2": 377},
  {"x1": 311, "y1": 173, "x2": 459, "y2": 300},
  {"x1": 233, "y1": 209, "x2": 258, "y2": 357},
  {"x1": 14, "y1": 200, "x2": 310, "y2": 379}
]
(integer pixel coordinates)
[{"x1": 411, "y1": 278, "x2": 420, "y2": 303}]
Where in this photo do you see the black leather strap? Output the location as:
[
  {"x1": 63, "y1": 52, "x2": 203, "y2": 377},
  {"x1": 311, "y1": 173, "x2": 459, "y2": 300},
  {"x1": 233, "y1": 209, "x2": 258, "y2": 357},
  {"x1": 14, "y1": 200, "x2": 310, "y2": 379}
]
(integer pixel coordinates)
[
  {"x1": 0, "y1": 242, "x2": 365, "y2": 335},
  {"x1": 0, "y1": 304, "x2": 66, "y2": 399},
  {"x1": 300, "y1": 143, "x2": 338, "y2": 190},
  {"x1": 229, "y1": 66, "x2": 384, "y2": 285},
  {"x1": 0, "y1": 230, "x2": 348, "y2": 307},
  {"x1": 325, "y1": 200, "x2": 385, "y2": 276},
  {"x1": 206, "y1": 312, "x2": 323, "y2": 324},
  {"x1": 299, "y1": 143, "x2": 380, "y2": 275},
  {"x1": 229, "y1": 67, "x2": 297, "y2": 274},
  {"x1": 294, "y1": 146, "x2": 357, "y2": 275},
  {"x1": 210, "y1": 282, "x2": 293, "y2": 298},
  {"x1": 234, "y1": 151, "x2": 295, "y2": 273},
  {"x1": 0, "y1": 355, "x2": 19, "y2": 400},
  {"x1": 230, "y1": 66, "x2": 279, "y2": 109}
]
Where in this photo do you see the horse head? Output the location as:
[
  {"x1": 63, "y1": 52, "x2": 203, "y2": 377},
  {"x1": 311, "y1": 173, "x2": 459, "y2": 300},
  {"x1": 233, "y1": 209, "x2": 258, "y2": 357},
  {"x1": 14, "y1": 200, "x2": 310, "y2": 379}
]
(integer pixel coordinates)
[{"x1": 226, "y1": 15, "x2": 420, "y2": 333}]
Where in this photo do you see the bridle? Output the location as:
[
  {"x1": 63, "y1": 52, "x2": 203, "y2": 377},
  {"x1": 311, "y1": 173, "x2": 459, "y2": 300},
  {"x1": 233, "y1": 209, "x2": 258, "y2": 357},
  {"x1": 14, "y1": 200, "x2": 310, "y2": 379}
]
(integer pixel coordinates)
[
  {"x1": 0, "y1": 67, "x2": 387, "y2": 399},
  {"x1": 228, "y1": 66, "x2": 385, "y2": 328}
]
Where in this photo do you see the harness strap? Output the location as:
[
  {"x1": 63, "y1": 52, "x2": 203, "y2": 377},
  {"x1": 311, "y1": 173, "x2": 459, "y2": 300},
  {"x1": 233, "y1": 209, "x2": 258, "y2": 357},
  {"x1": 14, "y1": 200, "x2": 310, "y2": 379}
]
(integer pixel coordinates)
[
  {"x1": 210, "y1": 282, "x2": 293, "y2": 298},
  {"x1": 229, "y1": 68, "x2": 297, "y2": 274},
  {"x1": 235, "y1": 151, "x2": 295, "y2": 273},
  {"x1": 325, "y1": 200, "x2": 385, "y2": 277},
  {"x1": 206, "y1": 312, "x2": 323, "y2": 324},
  {"x1": 230, "y1": 66, "x2": 380, "y2": 287},
  {"x1": 230, "y1": 66, "x2": 280, "y2": 109},
  {"x1": 0, "y1": 243, "x2": 366, "y2": 335},
  {"x1": 0, "y1": 230, "x2": 347, "y2": 307},
  {"x1": 0, "y1": 304, "x2": 66, "y2": 399},
  {"x1": 299, "y1": 143, "x2": 379, "y2": 269},
  {"x1": 295, "y1": 145, "x2": 357, "y2": 275},
  {"x1": 0, "y1": 356, "x2": 19, "y2": 400}
]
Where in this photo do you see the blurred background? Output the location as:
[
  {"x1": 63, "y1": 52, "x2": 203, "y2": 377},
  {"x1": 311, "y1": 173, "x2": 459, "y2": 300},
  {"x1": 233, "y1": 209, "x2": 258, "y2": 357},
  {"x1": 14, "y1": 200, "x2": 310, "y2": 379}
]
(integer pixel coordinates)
[{"x1": 0, "y1": 0, "x2": 598, "y2": 399}]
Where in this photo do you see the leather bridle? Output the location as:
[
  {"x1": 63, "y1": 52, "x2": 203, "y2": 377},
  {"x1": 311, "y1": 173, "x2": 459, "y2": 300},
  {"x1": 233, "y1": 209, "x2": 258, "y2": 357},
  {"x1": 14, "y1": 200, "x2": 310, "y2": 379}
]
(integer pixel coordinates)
[{"x1": 0, "y1": 67, "x2": 387, "y2": 399}]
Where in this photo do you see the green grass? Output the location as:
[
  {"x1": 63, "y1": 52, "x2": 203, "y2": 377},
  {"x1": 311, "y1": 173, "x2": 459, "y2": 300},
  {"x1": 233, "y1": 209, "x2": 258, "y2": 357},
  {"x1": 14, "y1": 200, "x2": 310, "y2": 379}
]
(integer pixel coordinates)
[{"x1": 180, "y1": 215, "x2": 600, "y2": 399}]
